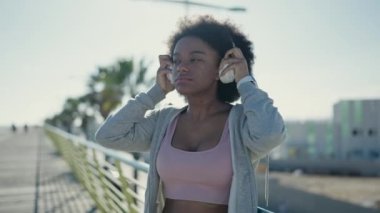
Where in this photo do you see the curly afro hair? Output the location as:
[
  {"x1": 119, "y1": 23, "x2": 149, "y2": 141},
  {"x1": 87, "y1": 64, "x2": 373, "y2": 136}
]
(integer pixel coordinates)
[{"x1": 167, "y1": 15, "x2": 255, "y2": 103}]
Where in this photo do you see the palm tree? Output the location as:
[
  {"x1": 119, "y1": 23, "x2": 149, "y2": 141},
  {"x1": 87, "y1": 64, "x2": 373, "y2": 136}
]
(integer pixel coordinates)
[
  {"x1": 45, "y1": 58, "x2": 152, "y2": 136},
  {"x1": 87, "y1": 58, "x2": 153, "y2": 196},
  {"x1": 87, "y1": 58, "x2": 152, "y2": 120},
  {"x1": 45, "y1": 98, "x2": 79, "y2": 133}
]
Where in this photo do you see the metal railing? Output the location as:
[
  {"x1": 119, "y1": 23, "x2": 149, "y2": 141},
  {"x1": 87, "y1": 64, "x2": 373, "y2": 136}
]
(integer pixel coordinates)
[{"x1": 44, "y1": 125, "x2": 273, "y2": 213}]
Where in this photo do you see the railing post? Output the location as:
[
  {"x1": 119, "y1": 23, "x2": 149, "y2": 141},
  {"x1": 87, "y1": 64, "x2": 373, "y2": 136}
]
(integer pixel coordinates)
[
  {"x1": 92, "y1": 149, "x2": 115, "y2": 212},
  {"x1": 82, "y1": 147, "x2": 106, "y2": 213},
  {"x1": 71, "y1": 143, "x2": 84, "y2": 186},
  {"x1": 115, "y1": 160, "x2": 138, "y2": 213}
]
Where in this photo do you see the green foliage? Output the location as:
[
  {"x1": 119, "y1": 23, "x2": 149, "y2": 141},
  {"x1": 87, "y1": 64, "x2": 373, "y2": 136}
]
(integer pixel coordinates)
[{"x1": 45, "y1": 58, "x2": 152, "y2": 137}]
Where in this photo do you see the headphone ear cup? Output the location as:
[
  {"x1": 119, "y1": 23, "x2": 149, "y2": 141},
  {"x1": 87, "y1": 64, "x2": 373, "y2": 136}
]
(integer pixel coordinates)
[
  {"x1": 219, "y1": 35, "x2": 235, "y2": 84},
  {"x1": 220, "y1": 70, "x2": 235, "y2": 83},
  {"x1": 219, "y1": 64, "x2": 235, "y2": 83},
  {"x1": 166, "y1": 73, "x2": 174, "y2": 85}
]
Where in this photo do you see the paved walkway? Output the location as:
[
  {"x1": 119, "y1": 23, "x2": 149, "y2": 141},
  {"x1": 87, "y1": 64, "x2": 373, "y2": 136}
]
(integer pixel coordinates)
[{"x1": 0, "y1": 127, "x2": 95, "y2": 213}]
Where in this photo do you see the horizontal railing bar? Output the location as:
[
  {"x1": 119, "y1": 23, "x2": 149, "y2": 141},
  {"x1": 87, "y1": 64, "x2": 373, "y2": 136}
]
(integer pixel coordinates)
[
  {"x1": 103, "y1": 179, "x2": 126, "y2": 201},
  {"x1": 124, "y1": 176, "x2": 146, "y2": 190},
  {"x1": 126, "y1": 188, "x2": 145, "y2": 203},
  {"x1": 106, "y1": 188, "x2": 126, "y2": 208},
  {"x1": 45, "y1": 124, "x2": 149, "y2": 172},
  {"x1": 108, "y1": 198, "x2": 125, "y2": 213},
  {"x1": 101, "y1": 168, "x2": 121, "y2": 185},
  {"x1": 131, "y1": 203, "x2": 142, "y2": 212}
]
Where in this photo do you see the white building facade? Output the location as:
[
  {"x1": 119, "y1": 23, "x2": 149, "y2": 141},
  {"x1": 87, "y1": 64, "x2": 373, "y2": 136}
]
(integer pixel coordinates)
[
  {"x1": 333, "y1": 99, "x2": 380, "y2": 161},
  {"x1": 278, "y1": 120, "x2": 334, "y2": 159}
]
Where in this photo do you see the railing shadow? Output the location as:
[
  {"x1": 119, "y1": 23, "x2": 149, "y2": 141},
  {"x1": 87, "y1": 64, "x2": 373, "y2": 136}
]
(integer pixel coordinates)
[
  {"x1": 38, "y1": 135, "x2": 96, "y2": 213},
  {"x1": 39, "y1": 172, "x2": 94, "y2": 213},
  {"x1": 257, "y1": 175, "x2": 379, "y2": 213}
]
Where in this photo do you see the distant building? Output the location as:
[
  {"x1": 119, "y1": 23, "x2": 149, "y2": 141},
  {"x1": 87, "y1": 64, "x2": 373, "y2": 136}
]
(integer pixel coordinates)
[
  {"x1": 277, "y1": 120, "x2": 334, "y2": 159},
  {"x1": 333, "y1": 99, "x2": 380, "y2": 161},
  {"x1": 276, "y1": 99, "x2": 380, "y2": 162},
  {"x1": 270, "y1": 99, "x2": 380, "y2": 175}
]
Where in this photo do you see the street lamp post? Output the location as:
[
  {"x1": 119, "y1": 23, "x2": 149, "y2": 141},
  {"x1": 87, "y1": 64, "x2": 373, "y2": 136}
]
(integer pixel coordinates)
[{"x1": 131, "y1": 0, "x2": 246, "y2": 15}]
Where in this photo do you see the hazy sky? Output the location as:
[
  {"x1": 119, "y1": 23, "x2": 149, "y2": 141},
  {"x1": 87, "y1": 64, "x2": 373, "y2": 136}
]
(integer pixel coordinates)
[{"x1": 1, "y1": 0, "x2": 379, "y2": 126}]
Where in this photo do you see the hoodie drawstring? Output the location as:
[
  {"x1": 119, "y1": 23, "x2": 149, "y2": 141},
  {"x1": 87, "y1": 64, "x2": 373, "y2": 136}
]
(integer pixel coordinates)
[{"x1": 264, "y1": 153, "x2": 270, "y2": 207}]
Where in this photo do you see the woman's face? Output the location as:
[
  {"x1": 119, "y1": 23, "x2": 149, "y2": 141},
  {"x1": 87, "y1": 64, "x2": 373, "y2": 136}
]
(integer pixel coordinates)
[{"x1": 172, "y1": 36, "x2": 220, "y2": 96}]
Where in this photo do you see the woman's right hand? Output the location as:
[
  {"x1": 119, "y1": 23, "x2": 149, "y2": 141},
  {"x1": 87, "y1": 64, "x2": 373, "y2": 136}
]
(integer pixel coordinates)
[{"x1": 156, "y1": 55, "x2": 175, "y2": 94}]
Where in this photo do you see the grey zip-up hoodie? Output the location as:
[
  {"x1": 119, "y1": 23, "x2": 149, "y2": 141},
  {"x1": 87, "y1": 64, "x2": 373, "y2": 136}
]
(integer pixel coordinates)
[{"x1": 95, "y1": 81, "x2": 286, "y2": 213}]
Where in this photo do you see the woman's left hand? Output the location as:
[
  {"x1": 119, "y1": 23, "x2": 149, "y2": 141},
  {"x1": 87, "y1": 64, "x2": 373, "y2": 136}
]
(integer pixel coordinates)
[{"x1": 219, "y1": 47, "x2": 250, "y2": 82}]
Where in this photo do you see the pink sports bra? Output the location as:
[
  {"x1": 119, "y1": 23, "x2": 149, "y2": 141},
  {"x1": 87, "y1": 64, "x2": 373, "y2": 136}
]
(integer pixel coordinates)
[{"x1": 156, "y1": 115, "x2": 233, "y2": 205}]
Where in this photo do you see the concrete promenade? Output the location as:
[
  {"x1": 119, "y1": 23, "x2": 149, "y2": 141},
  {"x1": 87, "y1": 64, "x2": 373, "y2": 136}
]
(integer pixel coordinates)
[{"x1": 0, "y1": 127, "x2": 95, "y2": 213}]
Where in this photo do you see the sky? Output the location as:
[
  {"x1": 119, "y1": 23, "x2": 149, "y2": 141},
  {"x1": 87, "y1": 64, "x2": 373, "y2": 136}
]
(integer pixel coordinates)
[{"x1": 1, "y1": 0, "x2": 379, "y2": 126}]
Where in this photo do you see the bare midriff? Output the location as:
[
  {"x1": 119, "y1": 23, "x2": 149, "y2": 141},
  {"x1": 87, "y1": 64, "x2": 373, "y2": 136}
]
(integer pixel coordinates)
[{"x1": 162, "y1": 198, "x2": 228, "y2": 213}]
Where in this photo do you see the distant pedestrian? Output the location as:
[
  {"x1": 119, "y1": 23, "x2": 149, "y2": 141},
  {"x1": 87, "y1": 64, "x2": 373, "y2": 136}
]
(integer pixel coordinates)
[
  {"x1": 24, "y1": 124, "x2": 28, "y2": 133},
  {"x1": 11, "y1": 124, "x2": 17, "y2": 133}
]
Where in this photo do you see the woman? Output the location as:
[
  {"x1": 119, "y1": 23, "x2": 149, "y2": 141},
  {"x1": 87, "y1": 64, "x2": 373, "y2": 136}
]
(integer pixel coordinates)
[{"x1": 95, "y1": 15, "x2": 286, "y2": 213}]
